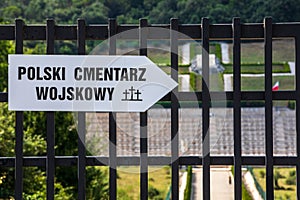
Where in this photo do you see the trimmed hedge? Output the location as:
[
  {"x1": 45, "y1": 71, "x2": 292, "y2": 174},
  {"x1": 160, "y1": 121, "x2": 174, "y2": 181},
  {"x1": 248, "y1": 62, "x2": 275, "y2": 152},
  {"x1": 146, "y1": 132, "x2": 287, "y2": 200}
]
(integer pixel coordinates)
[
  {"x1": 214, "y1": 43, "x2": 222, "y2": 61},
  {"x1": 223, "y1": 62, "x2": 290, "y2": 74},
  {"x1": 189, "y1": 72, "x2": 201, "y2": 91}
]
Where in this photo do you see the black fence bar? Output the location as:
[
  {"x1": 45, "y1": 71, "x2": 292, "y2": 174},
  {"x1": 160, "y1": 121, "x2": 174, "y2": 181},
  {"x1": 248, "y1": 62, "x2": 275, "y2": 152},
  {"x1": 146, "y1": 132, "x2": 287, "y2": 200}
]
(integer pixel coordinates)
[
  {"x1": 46, "y1": 19, "x2": 55, "y2": 200},
  {"x1": 170, "y1": 18, "x2": 179, "y2": 200},
  {"x1": 202, "y1": 17, "x2": 210, "y2": 200},
  {"x1": 233, "y1": 17, "x2": 242, "y2": 200},
  {"x1": 139, "y1": 18, "x2": 148, "y2": 200},
  {"x1": 77, "y1": 18, "x2": 86, "y2": 200},
  {"x1": 14, "y1": 19, "x2": 24, "y2": 200},
  {"x1": 295, "y1": 33, "x2": 300, "y2": 200},
  {"x1": 0, "y1": 18, "x2": 299, "y2": 199},
  {"x1": 108, "y1": 18, "x2": 117, "y2": 200},
  {"x1": 264, "y1": 17, "x2": 274, "y2": 200}
]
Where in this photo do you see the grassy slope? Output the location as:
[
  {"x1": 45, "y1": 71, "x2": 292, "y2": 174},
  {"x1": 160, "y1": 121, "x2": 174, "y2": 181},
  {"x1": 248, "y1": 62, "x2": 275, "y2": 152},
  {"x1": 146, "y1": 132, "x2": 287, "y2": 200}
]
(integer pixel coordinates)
[
  {"x1": 231, "y1": 166, "x2": 253, "y2": 200},
  {"x1": 253, "y1": 168, "x2": 296, "y2": 200},
  {"x1": 117, "y1": 166, "x2": 171, "y2": 200}
]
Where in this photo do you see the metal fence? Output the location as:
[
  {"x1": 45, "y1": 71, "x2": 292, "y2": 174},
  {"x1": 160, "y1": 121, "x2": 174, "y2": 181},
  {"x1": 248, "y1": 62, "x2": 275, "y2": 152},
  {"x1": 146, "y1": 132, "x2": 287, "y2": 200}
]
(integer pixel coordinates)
[{"x1": 0, "y1": 17, "x2": 299, "y2": 200}]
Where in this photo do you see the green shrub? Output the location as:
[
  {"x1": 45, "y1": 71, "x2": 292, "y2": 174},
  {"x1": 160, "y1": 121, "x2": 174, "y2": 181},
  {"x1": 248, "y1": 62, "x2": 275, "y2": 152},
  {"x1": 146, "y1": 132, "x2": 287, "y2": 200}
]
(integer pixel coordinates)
[
  {"x1": 285, "y1": 176, "x2": 296, "y2": 185},
  {"x1": 289, "y1": 170, "x2": 296, "y2": 177},
  {"x1": 148, "y1": 185, "x2": 161, "y2": 200},
  {"x1": 274, "y1": 170, "x2": 285, "y2": 189},
  {"x1": 285, "y1": 194, "x2": 291, "y2": 199},
  {"x1": 288, "y1": 101, "x2": 296, "y2": 110},
  {"x1": 189, "y1": 72, "x2": 201, "y2": 91},
  {"x1": 259, "y1": 170, "x2": 265, "y2": 178},
  {"x1": 214, "y1": 43, "x2": 222, "y2": 61}
]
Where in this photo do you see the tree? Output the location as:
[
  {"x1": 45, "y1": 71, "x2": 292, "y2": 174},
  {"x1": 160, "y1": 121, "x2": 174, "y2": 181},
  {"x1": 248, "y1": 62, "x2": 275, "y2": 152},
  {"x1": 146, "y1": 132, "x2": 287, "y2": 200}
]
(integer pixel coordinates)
[
  {"x1": 148, "y1": 0, "x2": 178, "y2": 24},
  {"x1": 80, "y1": 1, "x2": 108, "y2": 24}
]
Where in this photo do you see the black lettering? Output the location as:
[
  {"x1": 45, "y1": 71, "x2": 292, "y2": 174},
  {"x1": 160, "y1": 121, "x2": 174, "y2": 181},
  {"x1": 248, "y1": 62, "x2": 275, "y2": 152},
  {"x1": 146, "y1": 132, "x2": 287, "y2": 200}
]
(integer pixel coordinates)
[
  {"x1": 36, "y1": 87, "x2": 49, "y2": 100},
  {"x1": 120, "y1": 68, "x2": 128, "y2": 81},
  {"x1": 52, "y1": 67, "x2": 61, "y2": 80},
  {"x1": 61, "y1": 67, "x2": 65, "y2": 80},
  {"x1": 130, "y1": 68, "x2": 137, "y2": 81},
  {"x1": 18, "y1": 66, "x2": 26, "y2": 80},
  {"x1": 67, "y1": 87, "x2": 74, "y2": 100},
  {"x1": 36, "y1": 67, "x2": 43, "y2": 80},
  {"x1": 85, "y1": 87, "x2": 92, "y2": 100},
  {"x1": 43, "y1": 67, "x2": 52, "y2": 80},
  {"x1": 94, "y1": 87, "x2": 106, "y2": 100},
  {"x1": 74, "y1": 67, "x2": 82, "y2": 80},
  {"x1": 96, "y1": 68, "x2": 103, "y2": 81},
  {"x1": 58, "y1": 87, "x2": 66, "y2": 100},
  {"x1": 114, "y1": 68, "x2": 120, "y2": 81},
  {"x1": 27, "y1": 67, "x2": 35, "y2": 80},
  {"x1": 49, "y1": 87, "x2": 57, "y2": 100},
  {"x1": 104, "y1": 68, "x2": 113, "y2": 81},
  {"x1": 138, "y1": 68, "x2": 146, "y2": 81},
  {"x1": 107, "y1": 87, "x2": 114, "y2": 101},
  {"x1": 84, "y1": 68, "x2": 95, "y2": 80},
  {"x1": 75, "y1": 87, "x2": 84, "y2": 100}
]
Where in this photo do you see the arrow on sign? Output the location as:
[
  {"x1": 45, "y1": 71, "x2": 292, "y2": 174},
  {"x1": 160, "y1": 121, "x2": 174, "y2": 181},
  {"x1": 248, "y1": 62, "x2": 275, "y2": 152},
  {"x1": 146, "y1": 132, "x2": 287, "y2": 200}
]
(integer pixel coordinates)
[{"x1": 8, "y1": 55, "x2": 178, "y2": 112}]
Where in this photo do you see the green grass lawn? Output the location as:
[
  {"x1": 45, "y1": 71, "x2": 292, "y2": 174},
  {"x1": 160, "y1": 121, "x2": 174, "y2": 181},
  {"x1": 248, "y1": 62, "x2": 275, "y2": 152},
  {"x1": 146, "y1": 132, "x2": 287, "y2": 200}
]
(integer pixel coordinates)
[
  {"x1": 229, "y1": 76, "x2": 294, "y2": 107},
  {"x1": 239, "y1": 76, "x2": 294, "y2": 91},
  {"x1": 227, "y1": 39, "x2": 295, "y2": 64},
  {"x1": 148, "y1": 48, "x2": 170, "y2": 65},
  {"x1": 117, "y1": 166, "x2": 171, "y2": 200},
  {"x1": 253, "y1": 167, "x2": 296, "y2": 200}
]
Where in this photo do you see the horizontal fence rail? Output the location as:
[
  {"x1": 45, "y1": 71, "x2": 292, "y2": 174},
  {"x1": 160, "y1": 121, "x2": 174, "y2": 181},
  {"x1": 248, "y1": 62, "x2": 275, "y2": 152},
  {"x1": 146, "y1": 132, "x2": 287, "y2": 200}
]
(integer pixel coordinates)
[
  {"x1": 0, "y1": 18, "x2": 299, "y2": 200},
  {"x1": 0, "y1": 23, "x2": 299, "y2": 40}
]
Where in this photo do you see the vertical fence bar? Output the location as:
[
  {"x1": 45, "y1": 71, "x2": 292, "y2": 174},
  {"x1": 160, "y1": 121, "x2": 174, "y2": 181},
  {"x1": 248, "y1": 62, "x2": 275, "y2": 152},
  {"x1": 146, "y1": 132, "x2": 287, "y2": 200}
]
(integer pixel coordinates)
[
  {"x1": 264, "y1": 17, "x2": 274, "y2": 200},
  {"x1": 295, "y1": 35, "x2": 300, "y2": 200},
  {"x1": 233, "y1": 17, "x2": 242, "y2": 200},
  {"x1": 77, "y1": 18, "x2": 86, "y2": 200},
  {"x1": 46, "y1": 19, "x2": 55, "y2": 200},
  {"x1": 14, "y1": 19, "x2": 24, "y2": 200},
  {"x1": 202, "y1": 17, "x2": 210, "y2": 200},
  {"x1": 170, "y1": 18, "x2": 179, "y2": 200},
  {"x1": 139, "y1": 18, "x2": 148, "y2": 200},
  {"x1": 108, "y1": 18, "x2": 117, "y2": 200}
]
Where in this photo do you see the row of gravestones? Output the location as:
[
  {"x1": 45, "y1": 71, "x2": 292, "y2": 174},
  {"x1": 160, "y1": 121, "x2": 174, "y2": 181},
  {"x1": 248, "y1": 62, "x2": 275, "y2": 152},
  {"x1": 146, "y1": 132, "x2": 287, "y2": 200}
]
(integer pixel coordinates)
[{"x1": 85, "y1": 107, "x2": 296, "y2": 156}]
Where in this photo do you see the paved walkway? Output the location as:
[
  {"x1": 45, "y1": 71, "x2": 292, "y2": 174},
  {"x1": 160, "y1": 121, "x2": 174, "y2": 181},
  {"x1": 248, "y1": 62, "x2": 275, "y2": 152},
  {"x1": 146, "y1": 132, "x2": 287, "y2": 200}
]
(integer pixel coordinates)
[
  {"x1": 180, "y1": 74, "x2": 190, "y2": 91},
  {"x1": 220, "y1": 43, "x2": 230, "y2": 64},
  {"x1": 192, "y1": 167, "x2": 234, "y2": 200},
  {"x1": 244, "y1": 171, "x2": 263, "y2": 200},
  {"x1": 181, "y1": 43, "x2": 190, "y2": 65},
  {"x1": 223, "y1": 74, "x2": 232, "y2": 91},
  {"x1": 179, "y1": 171, "x2": 187, "y2": 200}
]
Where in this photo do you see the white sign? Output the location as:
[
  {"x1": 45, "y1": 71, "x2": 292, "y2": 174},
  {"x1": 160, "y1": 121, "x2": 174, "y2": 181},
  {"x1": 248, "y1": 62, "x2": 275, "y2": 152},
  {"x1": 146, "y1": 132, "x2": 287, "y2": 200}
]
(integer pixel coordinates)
[{"x1": 8, "y1": 55, "x2": 177, "y2": 112}]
